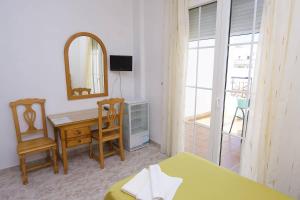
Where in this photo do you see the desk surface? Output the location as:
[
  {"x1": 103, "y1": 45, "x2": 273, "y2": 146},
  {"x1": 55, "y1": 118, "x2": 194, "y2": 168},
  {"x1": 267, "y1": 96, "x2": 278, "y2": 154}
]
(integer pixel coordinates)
[{"x1": 48, "y1": 108, "x2": 100, "y2": 127}]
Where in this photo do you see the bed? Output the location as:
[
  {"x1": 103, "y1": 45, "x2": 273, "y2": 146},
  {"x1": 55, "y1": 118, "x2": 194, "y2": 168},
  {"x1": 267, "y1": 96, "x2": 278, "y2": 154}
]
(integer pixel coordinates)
[{"x1": 104, "y1": 152, "x2": 292, "y2": 200}]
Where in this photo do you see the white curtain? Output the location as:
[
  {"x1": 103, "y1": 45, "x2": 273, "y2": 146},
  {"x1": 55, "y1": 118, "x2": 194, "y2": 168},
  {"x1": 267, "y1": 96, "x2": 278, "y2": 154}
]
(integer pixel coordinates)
[
  {"x1": 161, "y1": 0, "x2": 189, "y2": 156},
  {"x1": 240, "y1": 0, "x2": 300, "y2": 198}
]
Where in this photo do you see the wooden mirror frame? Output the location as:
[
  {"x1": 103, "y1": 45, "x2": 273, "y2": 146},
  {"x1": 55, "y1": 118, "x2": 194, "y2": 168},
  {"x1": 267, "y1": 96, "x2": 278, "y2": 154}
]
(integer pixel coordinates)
[{"x1": 64, "y1": 32, "x2": 108, "y2": 100}]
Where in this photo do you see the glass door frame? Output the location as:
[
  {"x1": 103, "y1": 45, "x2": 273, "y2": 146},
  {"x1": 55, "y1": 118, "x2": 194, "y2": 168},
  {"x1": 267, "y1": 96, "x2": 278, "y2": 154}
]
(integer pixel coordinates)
[
  {"x1": 208, "y1": 0, "x2": 231, "y2": 164},
  {"x1": 210, "y1": 0, "x2": 261, "y2": 165},
  {"x1": 188, "y1": 0, "x2": 261, "y2": 166},
  {"x1": 187, "y1": 0, "x2": 229, "y2": 163},
  {"x1": 186, "y1": 0, "x2": 218, "y2": 159}
]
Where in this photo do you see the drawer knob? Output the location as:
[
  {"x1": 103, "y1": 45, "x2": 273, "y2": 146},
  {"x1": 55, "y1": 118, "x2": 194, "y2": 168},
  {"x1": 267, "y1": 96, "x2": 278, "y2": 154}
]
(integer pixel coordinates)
[
  {"x1": 76, "y1": 130, "x2": 81, "y2": 135},
  {"x1": 78, "y1": 139, "x2": 82, "y2": 143}
]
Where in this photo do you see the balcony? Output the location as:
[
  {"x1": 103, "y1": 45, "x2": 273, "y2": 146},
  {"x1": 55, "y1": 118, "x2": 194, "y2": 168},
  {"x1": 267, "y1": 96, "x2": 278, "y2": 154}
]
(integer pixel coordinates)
[{"x1": 184, "y1": 95, "x2": 248, "y2": 173}]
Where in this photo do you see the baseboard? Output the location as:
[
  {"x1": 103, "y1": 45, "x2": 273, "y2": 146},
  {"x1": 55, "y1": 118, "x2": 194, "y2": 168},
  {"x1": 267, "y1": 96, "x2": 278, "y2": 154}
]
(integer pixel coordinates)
[{"x1": 149, "y1": 139, "x2": 161, "y2": 148}]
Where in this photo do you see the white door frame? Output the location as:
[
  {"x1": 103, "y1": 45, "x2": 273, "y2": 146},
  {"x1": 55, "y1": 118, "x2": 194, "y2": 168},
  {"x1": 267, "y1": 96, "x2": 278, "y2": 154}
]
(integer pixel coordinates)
[
  {"x1": 188, "y1": 0, "x2": 261, "y2": 166},
  {"x1": 209, "y1": 0, "x2": 231, "y2": 164},
  {"x1": 190, "y1": 0, "x2": 231, "y2": 164},
  {"x1": 188, "y1": 0, "x2": 232, "y2": 164}
]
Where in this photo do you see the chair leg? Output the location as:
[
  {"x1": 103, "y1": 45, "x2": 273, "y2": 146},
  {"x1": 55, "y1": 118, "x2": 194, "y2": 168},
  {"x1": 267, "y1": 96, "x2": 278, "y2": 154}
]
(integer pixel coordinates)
[
  {"x1": 52, "y1": 147, "x2": 58, "y2": 174},
  {"x1": 229, "y1": 107, "x2": 239, "y2": 134},
  {"x1": 98, "y1": 141, "x2": 104, "y2": 169},
  {"x1": 118, "y1": 137, "x2": 125, "y2": 161},
  {"x1": 240, "y1": 108, "x2": 245, "y2": 136},
  {"x1": 20, "y1": 155, "x2": 28, "y2": 185},
  {"x1": 89, "y1": 142, "x2": 93, "y2": 159},
  {"x1": 19, "y1": 158, "x2": 22, "y2": 171}
]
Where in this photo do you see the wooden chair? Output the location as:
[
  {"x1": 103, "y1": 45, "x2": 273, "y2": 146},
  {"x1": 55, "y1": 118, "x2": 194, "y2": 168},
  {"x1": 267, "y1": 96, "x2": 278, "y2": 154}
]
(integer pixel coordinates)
[
  {"x1": 90, "y1": 98, "x2": 125, "y2": 169},
  {"x1": 10, "y1": 98, "x2": 58, "y2": 184},
  {"x1": 72, "y1": 88, "x2": 91, "y2": 96}
]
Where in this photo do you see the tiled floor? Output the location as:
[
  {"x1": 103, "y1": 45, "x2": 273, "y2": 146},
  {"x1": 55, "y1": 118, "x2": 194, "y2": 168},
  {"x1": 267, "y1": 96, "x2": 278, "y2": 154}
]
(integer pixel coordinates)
[
  {"x1": 184, "y1": 121, "x2": 241, "y2": 172},
  {"x1": 0, "y1": 126, "x2": 242, "y2": 200},
  {"x1": 220, "y1": 134, "x2": 241, "y2": 172},
  {"x1": 0, "y1": 143, "x2": 167, "y2": 200},
  {"x1": 196, "y1": 114, "x2": 244, "y2": 137}
]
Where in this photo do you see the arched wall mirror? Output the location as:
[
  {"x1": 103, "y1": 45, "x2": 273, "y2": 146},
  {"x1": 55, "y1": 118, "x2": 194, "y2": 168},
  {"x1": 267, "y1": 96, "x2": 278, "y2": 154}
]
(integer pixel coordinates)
[{"x1": 64, "y1": 32, "x2": 108, "y2": 100}]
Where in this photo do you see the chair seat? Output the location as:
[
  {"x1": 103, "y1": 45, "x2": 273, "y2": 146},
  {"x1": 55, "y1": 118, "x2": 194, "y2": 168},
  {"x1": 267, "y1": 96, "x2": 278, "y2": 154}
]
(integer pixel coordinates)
[
  {"x1": 92, "y1": 130, "x2": 120, "y2": 142},
  {"x1": 18, "y1": 137, "x2": 56, "y2": 155}
]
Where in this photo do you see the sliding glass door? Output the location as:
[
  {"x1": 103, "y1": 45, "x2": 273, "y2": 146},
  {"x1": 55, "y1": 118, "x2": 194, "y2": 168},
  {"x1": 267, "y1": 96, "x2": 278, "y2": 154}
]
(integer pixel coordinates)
[
  {"x1": 185, "y1": 2, "x2": 217, "y2": 159},
  {"x1": 220, "y1": 0, "x2": 264, "y2": 172},
  {"x1": 185, "y1": 0, "x2": 264, "y2": 172}
]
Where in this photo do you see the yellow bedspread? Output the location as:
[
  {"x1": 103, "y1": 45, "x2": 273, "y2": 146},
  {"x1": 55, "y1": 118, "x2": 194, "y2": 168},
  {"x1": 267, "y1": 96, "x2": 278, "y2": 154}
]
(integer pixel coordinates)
[{"x1": 104, "y1": 152, "x2": 292, "y2": 200}]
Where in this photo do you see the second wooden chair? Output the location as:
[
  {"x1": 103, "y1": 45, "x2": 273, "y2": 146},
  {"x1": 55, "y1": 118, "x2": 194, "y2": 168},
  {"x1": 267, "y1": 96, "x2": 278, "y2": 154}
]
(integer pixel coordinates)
[{"x1": 90, "y1": 98, "x2": 125, "y2": 168}]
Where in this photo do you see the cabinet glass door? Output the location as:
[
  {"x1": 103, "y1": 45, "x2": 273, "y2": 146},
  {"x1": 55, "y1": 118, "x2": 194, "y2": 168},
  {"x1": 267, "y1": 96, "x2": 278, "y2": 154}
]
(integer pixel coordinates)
[{"x1": 131, "y1": 104, "x2": 148, "y2": 134}]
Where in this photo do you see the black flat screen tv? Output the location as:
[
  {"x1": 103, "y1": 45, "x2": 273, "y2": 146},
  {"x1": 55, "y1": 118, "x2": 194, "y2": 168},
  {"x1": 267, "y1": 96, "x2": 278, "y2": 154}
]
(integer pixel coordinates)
[{"x1": 110, "y1": 55, "x2": 132, "y2": 71}]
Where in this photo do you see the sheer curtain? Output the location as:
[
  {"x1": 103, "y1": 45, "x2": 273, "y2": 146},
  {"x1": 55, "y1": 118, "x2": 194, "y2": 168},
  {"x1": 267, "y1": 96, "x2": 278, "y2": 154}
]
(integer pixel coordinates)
[
  {"x1": 161, "y1": 0, "x2": 189, "y2": 156},
  {"x1": 240, "y1": 0, "x2": 300, "y2": 198}
]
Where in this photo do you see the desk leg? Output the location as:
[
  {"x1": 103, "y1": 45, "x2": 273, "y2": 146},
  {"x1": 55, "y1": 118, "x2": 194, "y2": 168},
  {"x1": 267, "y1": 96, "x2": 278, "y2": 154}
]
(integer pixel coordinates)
[
  {"x1": 61, "y1": 129, "x2": 68, "y2": 174},
  {"x1": 53, "y1": 127, "x2": 60, "y2": 159}
]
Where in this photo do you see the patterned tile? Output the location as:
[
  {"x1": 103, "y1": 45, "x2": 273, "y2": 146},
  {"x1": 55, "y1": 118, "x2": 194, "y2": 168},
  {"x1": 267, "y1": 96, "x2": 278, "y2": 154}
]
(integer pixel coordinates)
[{"x1": 0, "y1": 143, "x2": 167, "y2": 200}]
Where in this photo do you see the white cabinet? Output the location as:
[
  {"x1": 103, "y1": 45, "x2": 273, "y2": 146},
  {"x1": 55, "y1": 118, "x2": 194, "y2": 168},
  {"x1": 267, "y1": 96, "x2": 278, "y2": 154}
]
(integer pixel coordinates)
[{"x1": 123, "y1": 100, "x2": 149, "y2": 151}]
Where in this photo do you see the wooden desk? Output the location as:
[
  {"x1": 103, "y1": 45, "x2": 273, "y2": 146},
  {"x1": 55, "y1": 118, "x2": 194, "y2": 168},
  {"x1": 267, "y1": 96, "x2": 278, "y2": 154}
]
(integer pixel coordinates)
[{"x1": 48, "y1": 108, "x2": 103, "y2": 174}]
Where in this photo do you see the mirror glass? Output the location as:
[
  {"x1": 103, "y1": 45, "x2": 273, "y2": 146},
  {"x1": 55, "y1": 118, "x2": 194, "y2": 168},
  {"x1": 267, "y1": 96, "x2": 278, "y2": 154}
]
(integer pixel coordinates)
[{"x1": 68, "y1": 35, "x2": 106, "y2": 97}]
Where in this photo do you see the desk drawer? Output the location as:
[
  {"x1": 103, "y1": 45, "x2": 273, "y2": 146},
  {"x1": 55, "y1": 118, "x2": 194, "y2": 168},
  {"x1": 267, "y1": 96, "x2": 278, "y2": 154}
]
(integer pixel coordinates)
[
  {"x1": 66, "y1": 136, "x2": 91, "y2": 148},
  {"x1": 65, "y1": 127, "x2": 91, "y2": 139}
]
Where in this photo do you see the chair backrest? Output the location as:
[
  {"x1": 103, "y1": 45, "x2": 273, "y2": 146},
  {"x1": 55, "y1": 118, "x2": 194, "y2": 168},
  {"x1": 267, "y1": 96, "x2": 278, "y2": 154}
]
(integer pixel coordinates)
[
  {"x1": 237, "y1": 98, "x2": 249, "y2": 109},
  {"x1": 72, "y1": 88, "x2": 91, "y2": 96},
  {"x1": 97, "y1": 98, "x2": 124, "y2": 136},
  {"x1": 10, "y1": 98, "x2": 48, "y2": 143}
]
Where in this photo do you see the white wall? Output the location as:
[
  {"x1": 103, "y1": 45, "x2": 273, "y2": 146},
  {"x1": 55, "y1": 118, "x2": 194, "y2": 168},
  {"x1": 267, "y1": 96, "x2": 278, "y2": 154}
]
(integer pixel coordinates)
[
  {"x1": 130, "y1": 0, "x2": 166, "y2": 145},
  {"x1": 0, "y1": 0, "x2": 136, "y2": 170},
  {"x1": 142, "y1": 0, "x2": 166, "y2": 144},
  {"x1": 132, "y1": 0, "x2": 146, "y2": 99}
]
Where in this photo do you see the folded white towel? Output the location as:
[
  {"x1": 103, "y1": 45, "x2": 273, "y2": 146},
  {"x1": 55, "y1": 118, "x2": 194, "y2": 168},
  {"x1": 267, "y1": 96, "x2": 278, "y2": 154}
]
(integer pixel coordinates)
[
  {"x1": 136, "y1": 177, "x2": 152, "y2": 200},
  {"x1": 149, "y1": 164, "x2": 182, "y2": 200},
  {"x1": 121, "y1": 165, "x2": 183, "y2": 200},
  {"x1": 121, "y1": 168, "x2": 150, "y2": 198},
  {"x1": 149, "y1": 165, "x2": 163, "y2": 199}
]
